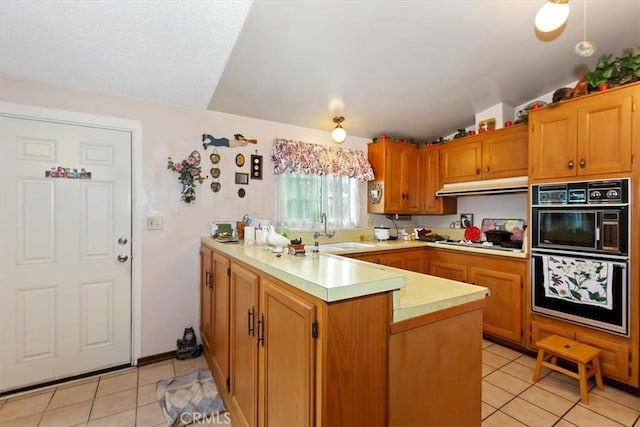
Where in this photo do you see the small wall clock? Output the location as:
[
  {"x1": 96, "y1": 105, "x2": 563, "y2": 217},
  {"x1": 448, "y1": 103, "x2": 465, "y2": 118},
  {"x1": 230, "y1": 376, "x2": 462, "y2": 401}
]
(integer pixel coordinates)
[{"x1": 251, "y1": 154, "x2": 263, "y2": 180}]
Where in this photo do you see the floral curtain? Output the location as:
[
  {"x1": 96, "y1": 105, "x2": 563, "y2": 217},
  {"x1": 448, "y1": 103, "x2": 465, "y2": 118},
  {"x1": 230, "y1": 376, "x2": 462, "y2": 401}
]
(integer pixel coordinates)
[{"x1": 271, "y1": 139, "x2": 374, "y2": 181}]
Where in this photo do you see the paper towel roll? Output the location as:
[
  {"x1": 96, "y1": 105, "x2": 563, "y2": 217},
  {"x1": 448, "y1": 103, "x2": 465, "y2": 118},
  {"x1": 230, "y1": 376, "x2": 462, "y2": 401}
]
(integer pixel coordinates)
[{"x1": 244, "y1": 226, "x2": 256, "y2": 244}]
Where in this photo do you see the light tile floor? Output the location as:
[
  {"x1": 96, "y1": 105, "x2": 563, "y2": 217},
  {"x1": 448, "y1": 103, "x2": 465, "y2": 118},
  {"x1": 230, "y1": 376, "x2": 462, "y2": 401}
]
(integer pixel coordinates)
[{"x1": 0, "y1": 340, "x2": 639, "y2": 426}]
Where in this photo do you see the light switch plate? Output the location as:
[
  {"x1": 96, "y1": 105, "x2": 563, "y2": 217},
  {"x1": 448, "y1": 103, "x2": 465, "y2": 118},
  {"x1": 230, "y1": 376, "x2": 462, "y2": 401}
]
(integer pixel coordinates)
[{"x1": 146, "y1": 215, "x2": 163, "y2": 230}]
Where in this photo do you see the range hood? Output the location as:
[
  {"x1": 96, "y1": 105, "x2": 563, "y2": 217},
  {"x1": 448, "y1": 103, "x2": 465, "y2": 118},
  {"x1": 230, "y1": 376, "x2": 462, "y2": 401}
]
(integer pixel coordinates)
[{"x1": 436, "y1": 176, "x2": 528, "y2": 196}]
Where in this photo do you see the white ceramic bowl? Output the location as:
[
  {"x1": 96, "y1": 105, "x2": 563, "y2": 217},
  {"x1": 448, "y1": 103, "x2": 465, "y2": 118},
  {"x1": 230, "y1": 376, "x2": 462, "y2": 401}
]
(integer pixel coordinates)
[{"x1": 374, "y1": 226, "x2": 390, "y2": 240}]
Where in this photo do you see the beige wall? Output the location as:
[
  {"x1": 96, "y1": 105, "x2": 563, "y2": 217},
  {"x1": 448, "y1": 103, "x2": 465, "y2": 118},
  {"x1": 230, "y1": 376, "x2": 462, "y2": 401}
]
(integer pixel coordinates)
[{"x1": 0, "y1": 76, "x2": 370, "y2": 356}]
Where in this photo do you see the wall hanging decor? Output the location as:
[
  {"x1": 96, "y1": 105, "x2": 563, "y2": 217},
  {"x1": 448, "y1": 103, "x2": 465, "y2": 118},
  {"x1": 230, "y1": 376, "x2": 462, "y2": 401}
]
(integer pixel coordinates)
[
  {"x1": 209, "y1": 149, "x2": 221, "y2": 193},
  {"x1": 45, "y1": 166, "x2": 92, "y2": 179},
  {"x1": 251, "y1": 153, "x2": 263, "y2": 179},
  {"x1": 235, "y1": 172, "x2": 249, "y2": 185},
  {"x1": 167, "y1": 150, "x2": 206, "y2": 204},
  {"x1": 202, "y1": 133, "x2": 258, "y2": 149},
  {"x1": 235, "y1": 153, "x2": 245, "y2": 167}
]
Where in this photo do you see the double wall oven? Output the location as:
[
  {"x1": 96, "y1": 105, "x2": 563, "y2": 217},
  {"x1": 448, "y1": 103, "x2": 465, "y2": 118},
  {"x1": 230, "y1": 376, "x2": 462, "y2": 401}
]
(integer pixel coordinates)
[{"x1": 530, "y1": 178, "x2": 630, "y2": 336}]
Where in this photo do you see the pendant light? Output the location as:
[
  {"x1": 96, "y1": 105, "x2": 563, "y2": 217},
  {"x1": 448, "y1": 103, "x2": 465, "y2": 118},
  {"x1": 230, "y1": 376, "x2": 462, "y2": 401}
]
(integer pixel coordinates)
[
  {"x1": 575, "y1": 0, "x2": 596, "y2": 57},
  {"x1": 535, "y1": 0, "x2": 570, "y2": 32},
  {"x1": 331, "y1": 116, "x2": 346, "y2": 144}
]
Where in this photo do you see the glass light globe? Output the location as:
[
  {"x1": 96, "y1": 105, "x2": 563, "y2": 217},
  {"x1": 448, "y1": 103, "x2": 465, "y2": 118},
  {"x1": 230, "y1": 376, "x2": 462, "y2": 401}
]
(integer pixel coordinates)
[
  {"x1": 331, "y1": 126, "x2": 346, "y2": 143},
  {"x1": 575, "y1": 40, "x2": 596, "y2": 57},
  {"x1": 535, "y1": 1, "x2": 570, "y2": 32}
]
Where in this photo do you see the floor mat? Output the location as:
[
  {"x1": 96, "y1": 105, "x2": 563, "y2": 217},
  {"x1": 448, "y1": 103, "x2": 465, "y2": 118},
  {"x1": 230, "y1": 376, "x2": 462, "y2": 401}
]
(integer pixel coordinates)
[{"x1": 156, "y1": 367, "x2": 226, "y2": 426}]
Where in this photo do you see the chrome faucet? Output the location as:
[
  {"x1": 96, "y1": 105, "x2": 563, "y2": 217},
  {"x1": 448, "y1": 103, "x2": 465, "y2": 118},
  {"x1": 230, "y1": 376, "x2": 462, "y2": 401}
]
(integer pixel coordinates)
[{"x1": 313, "y1": 213, "x2": 335, "y2": 239}]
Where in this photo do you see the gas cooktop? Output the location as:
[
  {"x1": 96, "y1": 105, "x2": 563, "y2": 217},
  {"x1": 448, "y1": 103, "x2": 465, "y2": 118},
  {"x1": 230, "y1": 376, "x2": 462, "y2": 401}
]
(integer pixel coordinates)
[{"x1": 433, "y1": 240, "x2": 523, "y2": 252}]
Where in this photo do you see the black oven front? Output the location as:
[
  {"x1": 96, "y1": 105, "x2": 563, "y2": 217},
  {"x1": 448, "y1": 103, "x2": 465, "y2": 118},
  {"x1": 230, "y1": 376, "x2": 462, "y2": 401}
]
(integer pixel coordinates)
[{"x1": 530, "y1": 178, "x2": 631, "y2": 336}]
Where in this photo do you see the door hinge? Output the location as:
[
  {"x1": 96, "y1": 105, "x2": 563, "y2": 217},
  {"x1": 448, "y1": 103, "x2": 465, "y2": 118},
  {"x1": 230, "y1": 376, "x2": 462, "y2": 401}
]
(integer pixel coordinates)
[
  {"x1": 632, "y1": 154, "x2": 636, "y2": 164},
  {"x1": 521, "y1": 329, "x2": 523, "y2": 338},
  {"x1": 227, "y1": 267, "x2": 231, "y2": 276},
  {"x1": 312, "y1": 319, "x2": 319, "y2": 339},
  {"x1": 226, "y1": 377, "x2": 230, "y2": 391},
  {"x1": 633, "y1": 102, "x2": 636, "y2": 112}
]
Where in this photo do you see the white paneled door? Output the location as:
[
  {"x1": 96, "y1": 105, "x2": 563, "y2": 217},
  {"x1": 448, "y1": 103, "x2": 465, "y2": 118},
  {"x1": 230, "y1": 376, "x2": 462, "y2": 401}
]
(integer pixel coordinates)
[{"x1": 0, "y1": 116, "x2": 132, "y2": 392}]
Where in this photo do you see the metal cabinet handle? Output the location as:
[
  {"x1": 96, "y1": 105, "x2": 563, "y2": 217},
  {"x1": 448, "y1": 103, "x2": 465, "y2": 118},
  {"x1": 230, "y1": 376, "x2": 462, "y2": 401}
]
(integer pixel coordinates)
[
  {"x1": 476, "y1": 168, "x2": 480, "y2": 175},
  {"x1": 373, "y1": 258, "x2": 381, "y2": 264},
  {"x1": 257, "y1": 314, "x2": 265, "y2": 346},
  {"x1": 117, "y1": 253, "x2": 128, "y2": 262},
  {"x1": 579, "y1": 158, "x2": 586, "y2": 168},
  {"x1": 568, "y1": 160, "x2": 575, "y2": 169},
  {"x1": 248, "y1": 307, "x2": 255, "y2": 336},
  {"x1": 485, "y1": 166, "x2": 490, "y2": 173}
]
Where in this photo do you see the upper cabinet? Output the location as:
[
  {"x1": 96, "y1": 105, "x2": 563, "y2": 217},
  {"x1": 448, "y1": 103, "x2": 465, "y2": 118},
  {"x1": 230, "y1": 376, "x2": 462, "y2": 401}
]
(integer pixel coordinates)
[
  {"x1": 529, "y1": 83, "x2": 637, "y2": 181},
  {"x1": 367, "y1": 139, "x2": 422, "y2": 214},
  {"x1": 441, "y1": 125, "x2": 528, "y2": 184},
  {"x1": 419, "y1": 146, "x2": 457, "y2": 214}
]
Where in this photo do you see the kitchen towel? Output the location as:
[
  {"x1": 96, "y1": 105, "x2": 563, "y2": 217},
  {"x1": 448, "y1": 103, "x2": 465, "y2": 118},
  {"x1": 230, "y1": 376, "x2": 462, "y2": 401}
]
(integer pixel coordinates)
[{"x1": 542, "y1": 255, "x2": 613, "y2": 310}]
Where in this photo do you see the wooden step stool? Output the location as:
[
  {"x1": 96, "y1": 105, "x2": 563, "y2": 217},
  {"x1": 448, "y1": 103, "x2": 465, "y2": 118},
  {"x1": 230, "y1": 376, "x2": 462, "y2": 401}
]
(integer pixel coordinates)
[{"x1": 532, "y1": 335, "x2": 604, "y2": 404}]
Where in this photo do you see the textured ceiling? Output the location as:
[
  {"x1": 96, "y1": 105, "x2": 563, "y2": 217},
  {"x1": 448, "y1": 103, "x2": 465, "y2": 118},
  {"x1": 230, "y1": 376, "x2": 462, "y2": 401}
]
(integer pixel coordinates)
[
  {"x1": 1, "y1": 1, "x2": 639, "y2": 141},
  {"x1": 0, "y1": 0, "x2": 252, "y2": 108}
]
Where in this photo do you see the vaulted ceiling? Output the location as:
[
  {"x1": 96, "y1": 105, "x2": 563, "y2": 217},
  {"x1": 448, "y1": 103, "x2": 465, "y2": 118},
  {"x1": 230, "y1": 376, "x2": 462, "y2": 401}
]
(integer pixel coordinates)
[{"x1": 1, "y1": 1, "x2": 639, "y2": 141}]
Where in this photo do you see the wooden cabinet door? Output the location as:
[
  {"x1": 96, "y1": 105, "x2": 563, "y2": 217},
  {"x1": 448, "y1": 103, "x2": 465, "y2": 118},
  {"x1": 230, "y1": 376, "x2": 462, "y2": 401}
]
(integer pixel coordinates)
[
  {"x1": 404, "y1": 250, "x2": 427, "y2": 274},
  {"x1": 400, "y1": 145, "x2": 421, "y2": 212},
  {"x1": 528, "y1": 319, "x2": 575, "y2": 351},
  {"x1": 469, "y1": 267, "x2": 522, "y2": 343},
  {"x1": 429, "y1": 260, "x2": 467, "y2": 282},
  {"x1": 200, "y1": 245, "x2": 213, "y2": 357},
  {"x1": 577, "y1": 89, "x2": 633, "y2": 176},
  {"x1": 420, "y1": 147, "x2": 456, "y2": 214},
  {"x1": 441, "y1": 140, "x2": 482, "y2": 183},
  {"x1": 529, "y1": 108, "x2": 578, "y2": 180},
  {"x1": 230, "y1": 263, "x2": 260, "y2": 427},
  {"x1": 259, "y1": 278, "x2": 316, "y2": 427},
  {"x1": 482, "y1": 126, "x2": 528, "y2": 179},
  {"x1": 575, "y1": 332, "x2": 630, "y2": 383},
  {"x1": 211, "y1": 252, "x2": 230, "y2": 392},
  {"x1": 383, "y1": 144, "x2": 404, "y2": 212}
]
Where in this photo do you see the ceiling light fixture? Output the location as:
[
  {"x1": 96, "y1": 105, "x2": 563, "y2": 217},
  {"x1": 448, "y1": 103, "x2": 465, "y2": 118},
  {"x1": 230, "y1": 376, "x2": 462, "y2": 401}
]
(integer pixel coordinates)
[
  {"x1": 575, "y1": 0, "x2": 596, "y2": 57},
  {"x1": 331, "y1": 116, "x2": 346, "y2": 144},
  {"x1": 535, "y1": 0, "x2": 570, "y2": 33}
]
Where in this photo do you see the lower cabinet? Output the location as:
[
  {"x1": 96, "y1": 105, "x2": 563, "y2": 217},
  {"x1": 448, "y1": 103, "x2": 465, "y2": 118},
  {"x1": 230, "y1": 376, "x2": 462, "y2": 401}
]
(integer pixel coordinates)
[
  {"x1": 426, "y1": 248, "x2": 525, "y2": 346},
  {"x1": 347, "y1": 247, "x2": 427, "y2": 273},
  {"x1": 229, "y1": 262, "x2": 316, "y2": 427},
  {"x1": 528, "y1": 317, "x2": 632, "y2": 384},
  {"x1": 202, "y1": 244, "x2": 391, "y2": 426},
  {"x1": 200, "y1": 246, "x2": 213, "y2": 356}
]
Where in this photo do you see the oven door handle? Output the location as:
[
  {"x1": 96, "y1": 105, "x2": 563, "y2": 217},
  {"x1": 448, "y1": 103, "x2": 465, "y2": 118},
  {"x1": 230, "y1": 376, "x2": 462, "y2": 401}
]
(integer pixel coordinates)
[
  {"x1": 531, "y1": 248, "x2": 629, "y2": 263},
  {"x1": 531, "y1": 251, "x2": 629, "y2": 267}
]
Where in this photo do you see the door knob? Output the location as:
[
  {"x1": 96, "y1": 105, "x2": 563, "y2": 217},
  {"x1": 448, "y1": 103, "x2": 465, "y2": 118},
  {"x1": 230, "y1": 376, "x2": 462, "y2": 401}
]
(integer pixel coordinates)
[
  {"x1": 117, "y1": 237, "x2": 128, "y2": 245},
  {"x1": 117, "y1": 253, "x2": 129, "y2": 262}
]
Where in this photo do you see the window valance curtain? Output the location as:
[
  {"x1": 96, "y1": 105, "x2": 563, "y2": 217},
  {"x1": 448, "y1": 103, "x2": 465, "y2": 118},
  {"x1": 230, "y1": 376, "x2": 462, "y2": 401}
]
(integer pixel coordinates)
[{"x1": 271, "y1": 138, "x2": 374, "y2": 181}]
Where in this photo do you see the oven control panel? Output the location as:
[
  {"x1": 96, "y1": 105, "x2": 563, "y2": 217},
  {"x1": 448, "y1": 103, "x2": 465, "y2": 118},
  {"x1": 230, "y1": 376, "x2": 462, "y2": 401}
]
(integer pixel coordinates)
[{"x1": 533, "y1": 179, "x2": 628, "y2": 205}]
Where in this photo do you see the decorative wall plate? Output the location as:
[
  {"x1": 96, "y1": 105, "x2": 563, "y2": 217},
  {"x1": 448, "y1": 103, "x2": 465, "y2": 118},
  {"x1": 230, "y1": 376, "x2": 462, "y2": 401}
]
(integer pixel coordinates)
[
  {"x1": 369, "y1": 183, "x2": 383, "y2": 204},
  {"x1": 235, "y1": 153, "x2": 245, "y2": 167},
  {"x1": 210, "y1": 182, "x2": 221, "y2": 192},
  {"x1": 238, "y1": 188, "x2": 246, "y2": 198},
  {"x1": 210, "y1": 167, "x2": 221, "y2": 179},
  {"x1": 210, "y1": 151, "x2": 220, "y2": 164}
]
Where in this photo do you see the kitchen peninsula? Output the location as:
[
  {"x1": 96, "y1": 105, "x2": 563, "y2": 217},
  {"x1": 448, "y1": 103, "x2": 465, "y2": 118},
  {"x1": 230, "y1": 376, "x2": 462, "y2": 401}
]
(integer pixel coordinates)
[{"x1": 200, "y1": 237, "x2": 489, "y2": 426}]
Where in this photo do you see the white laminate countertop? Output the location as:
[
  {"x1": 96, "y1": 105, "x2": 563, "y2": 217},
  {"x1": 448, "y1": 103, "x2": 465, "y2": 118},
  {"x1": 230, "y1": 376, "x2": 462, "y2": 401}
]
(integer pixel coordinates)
[{"x1": 201, "y1": 237, "x2": 490, "y2": 322}]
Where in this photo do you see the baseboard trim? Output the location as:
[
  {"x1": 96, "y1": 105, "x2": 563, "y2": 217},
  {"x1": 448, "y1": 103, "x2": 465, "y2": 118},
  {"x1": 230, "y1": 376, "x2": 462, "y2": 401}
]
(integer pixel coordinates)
[{"x1": 137, "y1": 350, "x2": 175, "y2": 367}]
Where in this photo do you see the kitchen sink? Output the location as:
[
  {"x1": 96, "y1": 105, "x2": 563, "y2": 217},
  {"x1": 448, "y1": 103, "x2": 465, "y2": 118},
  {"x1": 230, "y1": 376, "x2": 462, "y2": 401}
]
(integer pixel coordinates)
[{"x1": 316, "y1": 242, "x2": 377, "y2": 252}]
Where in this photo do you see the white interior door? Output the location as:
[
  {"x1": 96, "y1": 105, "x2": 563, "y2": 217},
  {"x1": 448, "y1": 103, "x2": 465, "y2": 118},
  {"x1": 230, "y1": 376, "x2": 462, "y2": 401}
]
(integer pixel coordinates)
[{"x1": 0, "y1": 116, "x2": 133, "y2": 392}]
